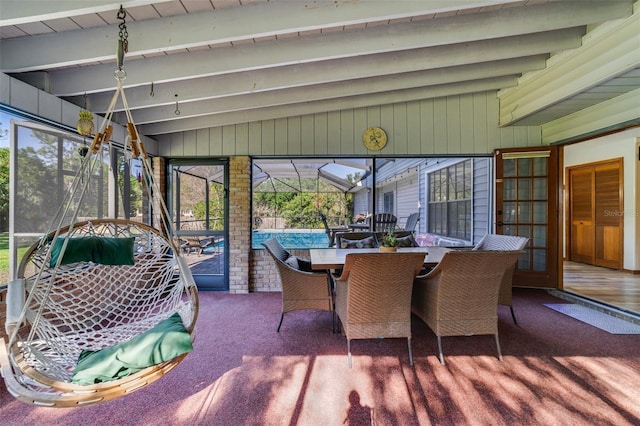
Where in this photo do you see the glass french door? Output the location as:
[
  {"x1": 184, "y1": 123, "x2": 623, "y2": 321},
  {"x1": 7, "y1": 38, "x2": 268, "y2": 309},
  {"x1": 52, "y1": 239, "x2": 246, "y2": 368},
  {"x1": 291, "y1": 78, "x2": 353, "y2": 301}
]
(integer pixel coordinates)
[
  {"x1": 169, "y1": 159, "x2": 228, "y2": 291},
  {"x1": 495, "y1": 147, "x2": 560, "y2": 288}
]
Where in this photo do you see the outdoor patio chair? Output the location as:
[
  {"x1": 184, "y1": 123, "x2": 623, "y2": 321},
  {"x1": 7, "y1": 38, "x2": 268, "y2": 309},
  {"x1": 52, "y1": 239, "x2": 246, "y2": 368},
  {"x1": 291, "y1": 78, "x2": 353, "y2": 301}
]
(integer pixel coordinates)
[
  {"x1": 403, "y1": 212, "x2": 420, "y2": 232},
  {"x1": 371, "y1": 213, "x2": 397, "y2": 232},
  {"x1": 334, "y1": 252, "x2": 426, "y2": 367},
  {"x1": 262, "y1": 238, "x2": 333, "y2": 332},
  {"x1": 473, "y1": 234, "x2": 529, "y2": 324},
  {"x1": 412, "y1": 250, "x2": 522, "y2": 365},
  {"x1": 183, "y1": 236, "x2": 213, "y2": 255},
  {"x1": 319, "y1": 212, "x2": 349, "y2": 247}
]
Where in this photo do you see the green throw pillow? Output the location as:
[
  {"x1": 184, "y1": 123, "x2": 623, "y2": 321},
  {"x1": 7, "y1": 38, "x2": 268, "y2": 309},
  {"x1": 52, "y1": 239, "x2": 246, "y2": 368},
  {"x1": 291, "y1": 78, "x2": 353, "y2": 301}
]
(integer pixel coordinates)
[
  {"x1": 71, "y1": 312, "x2": 193, "y2": 385},
  {"x1": 49, "y1": 236, "x2": 135, "y2": 267}
]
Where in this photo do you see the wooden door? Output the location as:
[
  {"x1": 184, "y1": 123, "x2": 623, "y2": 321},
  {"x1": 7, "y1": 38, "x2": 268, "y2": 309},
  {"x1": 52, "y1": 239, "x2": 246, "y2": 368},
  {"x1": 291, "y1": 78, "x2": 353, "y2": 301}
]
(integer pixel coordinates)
[
  {"x1": 495, "y1": 147, "x2": 560, "y2": 288},
  {"x1": 567, "y1": 159, "x2": 623, "y2": 270},
  {"x1": 595, "y1": 163, "x2": 622, "y2": 269},
  {"x1": 569, "y1": 168, "x2": 594, "y2": 263}
]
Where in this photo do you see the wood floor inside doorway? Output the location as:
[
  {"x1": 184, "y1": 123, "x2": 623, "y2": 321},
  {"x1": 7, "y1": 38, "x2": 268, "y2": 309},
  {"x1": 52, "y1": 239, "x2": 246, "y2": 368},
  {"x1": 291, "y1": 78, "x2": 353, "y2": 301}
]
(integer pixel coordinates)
[{"x1": 563, "y1": 260, "x2": 640, "y2": 316}]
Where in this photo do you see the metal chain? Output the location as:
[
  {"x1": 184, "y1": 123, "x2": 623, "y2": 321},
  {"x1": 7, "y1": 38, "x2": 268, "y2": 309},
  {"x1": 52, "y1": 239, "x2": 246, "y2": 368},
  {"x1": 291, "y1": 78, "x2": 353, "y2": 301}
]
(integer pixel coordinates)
[
  {"x1": 116, "y1": 5, "x2": 128, "y2": 75},
  {"x1": 117, "y1": 6, "x2": 128, "y2": 53}
]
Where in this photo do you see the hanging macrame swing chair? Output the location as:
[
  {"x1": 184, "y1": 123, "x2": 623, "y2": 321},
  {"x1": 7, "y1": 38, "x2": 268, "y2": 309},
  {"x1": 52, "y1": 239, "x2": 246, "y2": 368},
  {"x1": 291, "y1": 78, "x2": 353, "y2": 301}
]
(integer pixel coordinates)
[{"x1": 0, "y1": 10, "x2": 198, "y2": 407}]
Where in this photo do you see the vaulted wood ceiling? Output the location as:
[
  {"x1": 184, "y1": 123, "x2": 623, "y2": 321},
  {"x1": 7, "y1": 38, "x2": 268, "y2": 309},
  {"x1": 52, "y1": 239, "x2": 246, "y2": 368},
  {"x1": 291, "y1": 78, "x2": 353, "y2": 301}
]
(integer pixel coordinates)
[{"x1": 1, "y1": 0, "x2": 637, "y2": 137}]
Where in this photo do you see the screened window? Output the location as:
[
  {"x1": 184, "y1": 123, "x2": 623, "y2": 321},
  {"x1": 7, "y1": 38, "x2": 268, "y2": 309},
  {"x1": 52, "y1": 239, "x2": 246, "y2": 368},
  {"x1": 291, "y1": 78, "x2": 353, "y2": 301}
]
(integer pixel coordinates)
[
  {"x1": 251, "y1": 158, "x2": 371, "y2": 248},
  {"x1": 250, "y1": 157, "x2": 488, "y2": 249},
  {"x1": 428, "y1": 159, "x2": 472, "y2": 240},
  {"x1": 5, "y1": 110, "x2": 150, "y2": 281},
  {"x1": 11, "y1": 122, "x2": 148, "y2": 232}
]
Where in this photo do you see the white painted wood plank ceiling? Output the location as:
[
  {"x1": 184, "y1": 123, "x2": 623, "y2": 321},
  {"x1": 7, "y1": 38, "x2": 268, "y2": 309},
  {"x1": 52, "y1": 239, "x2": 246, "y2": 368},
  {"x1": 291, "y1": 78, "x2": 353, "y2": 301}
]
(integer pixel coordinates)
[{"x1": 0, "y1": 0, "x2": 637, "y2": 136}]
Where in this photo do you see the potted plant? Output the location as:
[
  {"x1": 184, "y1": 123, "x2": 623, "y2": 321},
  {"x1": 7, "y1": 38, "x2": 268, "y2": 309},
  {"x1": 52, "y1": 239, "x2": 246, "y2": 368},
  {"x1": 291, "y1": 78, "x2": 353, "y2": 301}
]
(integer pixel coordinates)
[
  {"x1": 77, "y1": 109, "x2": 94, "y2": 136},
  {"x1": 380, "y1": 231, "x2": 399, "y2": 252}
]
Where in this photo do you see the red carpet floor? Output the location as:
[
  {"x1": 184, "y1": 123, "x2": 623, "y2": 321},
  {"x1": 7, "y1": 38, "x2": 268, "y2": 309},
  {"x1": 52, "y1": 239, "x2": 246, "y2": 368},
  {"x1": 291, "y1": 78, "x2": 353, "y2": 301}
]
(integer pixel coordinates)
[{"x1": 1, "y1": 289, "x2": 639, "y2": 425}]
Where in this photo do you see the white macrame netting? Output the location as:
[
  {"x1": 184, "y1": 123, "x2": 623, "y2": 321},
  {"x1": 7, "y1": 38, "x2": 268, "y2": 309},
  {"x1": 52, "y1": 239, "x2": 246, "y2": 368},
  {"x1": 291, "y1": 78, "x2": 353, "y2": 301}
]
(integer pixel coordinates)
[
  {"x1": 1, "y1": 18, "x2": 198, "y2": 405},
  {"x1": 2, "y1": 219, "x2": 198, "y2": 406}
]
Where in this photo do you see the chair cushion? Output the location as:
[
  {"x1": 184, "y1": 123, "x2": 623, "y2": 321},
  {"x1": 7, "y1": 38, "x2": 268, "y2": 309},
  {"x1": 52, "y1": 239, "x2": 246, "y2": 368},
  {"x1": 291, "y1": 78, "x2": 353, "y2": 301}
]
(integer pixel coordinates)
[
  {"x1": 285, "y1": 255, "x2": 313, "y2": 272},
  {"x1": 71, "y1": 312, "x2": 192, "y2": 385},
  {"x1": 296, "y1": 257, "x2": 313, "y2": 272},
  {"x1": 340, "y1": 236, "x2": 375, "y2": 249},
  {"x1": 49, "y1": 236, "x2": 135, "y2": 267},
  {"x1": 284, "y1": 256, "x2": 300, "y2": 270}
]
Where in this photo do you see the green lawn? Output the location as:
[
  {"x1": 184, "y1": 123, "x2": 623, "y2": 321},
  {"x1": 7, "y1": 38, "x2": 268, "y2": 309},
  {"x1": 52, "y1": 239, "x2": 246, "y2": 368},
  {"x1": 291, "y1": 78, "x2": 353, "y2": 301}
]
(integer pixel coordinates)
[
  {"x1": 0, "y1": 232, "x2": 30, "y2": 283},
  {"x1": 0, "y1": 231, "x2": 8, "y2": 270}
]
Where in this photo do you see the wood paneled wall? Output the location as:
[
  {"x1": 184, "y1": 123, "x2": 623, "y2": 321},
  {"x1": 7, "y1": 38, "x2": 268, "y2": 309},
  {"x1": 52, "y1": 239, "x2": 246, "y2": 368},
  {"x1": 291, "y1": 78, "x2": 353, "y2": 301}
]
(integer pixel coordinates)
[{"x1": 157, "y1": 92, "x2": 543, "y2": 157}]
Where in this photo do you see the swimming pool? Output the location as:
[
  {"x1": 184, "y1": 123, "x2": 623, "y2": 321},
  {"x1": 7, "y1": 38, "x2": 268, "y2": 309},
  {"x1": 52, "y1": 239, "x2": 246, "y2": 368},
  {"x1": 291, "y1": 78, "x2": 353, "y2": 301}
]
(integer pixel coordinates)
[{"x1": 252, "y1": 229, "x2": 329, "y2": 249}]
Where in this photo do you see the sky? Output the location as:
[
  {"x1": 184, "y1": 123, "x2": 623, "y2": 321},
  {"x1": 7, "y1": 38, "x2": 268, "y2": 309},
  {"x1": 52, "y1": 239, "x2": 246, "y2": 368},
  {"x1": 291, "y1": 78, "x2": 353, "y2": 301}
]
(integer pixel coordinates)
[{"x1": 0, "y1": 110, "x2": 13, "y2": 148}]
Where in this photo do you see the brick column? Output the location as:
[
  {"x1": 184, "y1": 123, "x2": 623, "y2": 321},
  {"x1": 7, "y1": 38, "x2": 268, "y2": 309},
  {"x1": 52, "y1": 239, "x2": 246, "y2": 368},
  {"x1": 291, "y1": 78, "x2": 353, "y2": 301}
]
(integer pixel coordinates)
[
  {"x1": 228, "y1": 156, "x2": 250, "y2": 293},
  {"x1": 152, "y1": 156, "x2": 166, "y2": 232}
]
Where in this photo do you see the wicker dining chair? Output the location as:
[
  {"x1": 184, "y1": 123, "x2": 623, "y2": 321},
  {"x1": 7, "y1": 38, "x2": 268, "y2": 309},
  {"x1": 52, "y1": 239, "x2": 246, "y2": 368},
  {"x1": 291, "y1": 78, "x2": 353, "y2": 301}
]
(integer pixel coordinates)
[
  {"x1": 262, "y1": 238, "x2": 333, "y2": 332},
  {"x1": 412, "y1": 250, "x2": 522, "y2": 365},
  {"x1": 334, "y1": 252, "x2": 426, "y2": 367},
  {"x1": 473, "y1": 234, "x2": 529, "y2": 324}
]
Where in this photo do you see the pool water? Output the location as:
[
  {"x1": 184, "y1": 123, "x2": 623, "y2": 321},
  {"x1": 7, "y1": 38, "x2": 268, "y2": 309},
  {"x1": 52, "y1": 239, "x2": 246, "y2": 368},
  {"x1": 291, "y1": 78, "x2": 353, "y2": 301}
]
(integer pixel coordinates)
[{"x1": 252, "y1": 230, "x2": 329, "y2": 249}]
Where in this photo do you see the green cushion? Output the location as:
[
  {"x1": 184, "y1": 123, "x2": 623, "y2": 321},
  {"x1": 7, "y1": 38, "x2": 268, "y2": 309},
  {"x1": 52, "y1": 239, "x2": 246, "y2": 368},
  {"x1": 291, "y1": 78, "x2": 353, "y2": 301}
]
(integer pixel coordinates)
[
  {"x1": 71, "y1": 312, "x2": 193, "y2": 385},
  {"x1": 49, "y1": 236, "x2": 135, "y2": 267}
]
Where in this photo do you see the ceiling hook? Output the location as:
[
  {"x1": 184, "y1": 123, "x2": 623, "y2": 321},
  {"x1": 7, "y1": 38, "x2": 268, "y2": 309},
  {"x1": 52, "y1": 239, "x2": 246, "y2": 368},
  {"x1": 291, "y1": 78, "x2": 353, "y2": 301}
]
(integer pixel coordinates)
[
  {"x1": 174, "y1": 94, "x2": 180, "y2": 115},
  {"x1": 150, "y1": 82, "x2": 155, "y2": 97}
]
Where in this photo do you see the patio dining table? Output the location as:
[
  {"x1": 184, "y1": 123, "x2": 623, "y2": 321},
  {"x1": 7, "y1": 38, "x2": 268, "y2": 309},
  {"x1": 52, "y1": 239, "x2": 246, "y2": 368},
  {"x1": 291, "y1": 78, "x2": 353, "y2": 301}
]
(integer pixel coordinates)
[{"x1": 309, "y1": 246, "x2": 451, "y2": 271}]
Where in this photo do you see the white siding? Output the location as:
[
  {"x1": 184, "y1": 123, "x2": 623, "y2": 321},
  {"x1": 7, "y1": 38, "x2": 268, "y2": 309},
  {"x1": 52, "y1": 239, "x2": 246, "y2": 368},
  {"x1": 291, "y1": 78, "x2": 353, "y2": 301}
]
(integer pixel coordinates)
[
  {"x1": 472, "y1": 157, "x2": 492, "y2": 244},
  {"x1": 352, "y1": 189, "x2": 369, "y2": 217},
  {"x1": 375, "y1": 159, "x2": 421, "y2": 224},
  {"x1": 396, "y1": 174, "x2": 420, "y2": 229}
]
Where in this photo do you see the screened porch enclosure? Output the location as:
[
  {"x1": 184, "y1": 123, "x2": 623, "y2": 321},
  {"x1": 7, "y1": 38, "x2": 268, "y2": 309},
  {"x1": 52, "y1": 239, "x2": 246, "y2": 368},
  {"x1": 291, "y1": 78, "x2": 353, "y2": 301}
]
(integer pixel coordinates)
[
  {"x1": 252, "y1": 158, "x2": 369, "y2": 230},
  {"x1": 8, "y1": 119, "x2": 148, "y2": 282},
  {"x1": 250, "y1": 157, "x2": 493, "y2": 250}
]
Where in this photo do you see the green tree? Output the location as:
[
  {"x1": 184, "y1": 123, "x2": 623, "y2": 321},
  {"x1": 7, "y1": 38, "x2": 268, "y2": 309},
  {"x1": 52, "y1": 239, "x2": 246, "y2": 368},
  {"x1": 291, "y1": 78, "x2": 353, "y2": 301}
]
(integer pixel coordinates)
[
  {"x1": 0, "y1": 149, "x2": 8, "y2": 204},
  {"x1": 14, "y1": 146, "x2": 59, "y2": 233},
  {"x1": 252, "y1": 175, "x2": 352, "y2": 229},
  {"x1": 0, "y1": 148, "x2": 8, "y2": 231},
  {"x1": 192, "y1": 182, "x2": 225, "y2": 230},
  {"x1": 116, "y1": 156, "x2": 143, "y2": 217}
]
